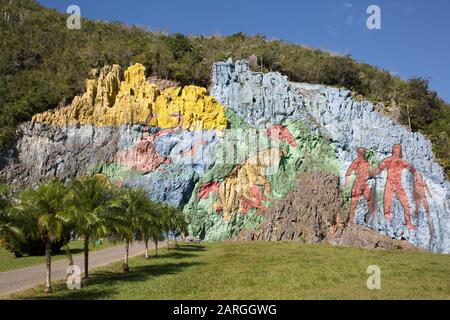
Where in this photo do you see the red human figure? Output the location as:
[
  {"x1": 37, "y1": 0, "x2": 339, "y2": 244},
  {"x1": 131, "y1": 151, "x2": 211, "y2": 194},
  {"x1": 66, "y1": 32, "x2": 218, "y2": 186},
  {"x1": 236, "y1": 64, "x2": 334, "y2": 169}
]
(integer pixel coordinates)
[
  {"x1": 240, "y1": 185, "x2": 269, "y2": 215},
  {"x1": 413, "y1": 172, "x2": 432, "y2": 219},
  {"x1": 345, "y1": 147, "x2": 375, "y2": 225},
  {"x1": 371, "y1": 144, "x2": 416, "y2": 230}
]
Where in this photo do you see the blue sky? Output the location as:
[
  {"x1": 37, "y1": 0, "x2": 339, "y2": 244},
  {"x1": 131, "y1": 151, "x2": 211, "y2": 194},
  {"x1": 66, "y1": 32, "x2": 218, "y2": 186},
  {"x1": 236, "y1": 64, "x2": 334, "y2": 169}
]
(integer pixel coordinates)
[{"x1": 38, "y1": 0, "x2": 450, "y2": 102}]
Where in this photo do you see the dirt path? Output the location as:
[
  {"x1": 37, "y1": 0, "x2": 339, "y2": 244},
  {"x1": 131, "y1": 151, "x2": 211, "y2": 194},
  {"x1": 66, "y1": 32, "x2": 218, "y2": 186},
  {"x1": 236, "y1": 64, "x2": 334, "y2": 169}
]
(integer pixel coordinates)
[{"x1": 0, "y1": 241, "x2": 161, "y2": 296}]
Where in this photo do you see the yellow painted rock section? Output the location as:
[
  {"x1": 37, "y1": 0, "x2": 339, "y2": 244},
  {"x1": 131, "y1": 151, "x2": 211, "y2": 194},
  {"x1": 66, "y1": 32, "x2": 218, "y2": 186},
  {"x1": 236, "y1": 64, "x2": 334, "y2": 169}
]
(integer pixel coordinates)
[
  {"x1": 33, "y1": 64, "x2": 228, "y2": 130},
  {"x1": 214, "y1": 149, "x2": 274, "y2": 221}
]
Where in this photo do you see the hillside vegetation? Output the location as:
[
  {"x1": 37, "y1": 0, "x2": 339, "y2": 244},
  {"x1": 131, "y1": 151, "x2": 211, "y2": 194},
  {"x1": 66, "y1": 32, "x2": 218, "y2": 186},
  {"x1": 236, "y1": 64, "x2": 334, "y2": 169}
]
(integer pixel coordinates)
[{"x1": 1, "y1": 0, "x2": 449, "y2": 175}]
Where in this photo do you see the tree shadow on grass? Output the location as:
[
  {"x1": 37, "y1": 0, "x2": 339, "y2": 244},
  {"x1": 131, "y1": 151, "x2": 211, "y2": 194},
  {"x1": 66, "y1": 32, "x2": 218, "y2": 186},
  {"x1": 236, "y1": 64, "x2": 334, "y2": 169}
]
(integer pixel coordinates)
[
  {"x1": 152, "y1": 244, "x2": 206, "y2": 260},
  {"x1": 68, "y1": 248, "x2": 83, "y2": 255},
  {"x1": 20, "y1": 286, "x2": 119, "y2": 300},
  {"x1": 157, "y1": 252, "x2": 197, "y2": 260},
  {"x1": 21, "y1": 259, "x2": 204, "y2": 300},
  {"x1": 18, "y1": 243, "x2": 208, "y2": 300},
  {"x1": 170, "y1": 244, "x2": 206, "y2": 252}
]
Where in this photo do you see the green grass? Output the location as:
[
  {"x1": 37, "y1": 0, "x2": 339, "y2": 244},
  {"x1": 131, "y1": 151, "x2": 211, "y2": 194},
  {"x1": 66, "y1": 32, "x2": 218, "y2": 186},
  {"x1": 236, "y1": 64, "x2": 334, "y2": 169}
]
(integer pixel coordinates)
[
  {"x1": 6, "y1": 242, "x2": 450, "y2": 300},
  {"x1": 0, "y1": 240, "x2": 116, "y2": 272}
]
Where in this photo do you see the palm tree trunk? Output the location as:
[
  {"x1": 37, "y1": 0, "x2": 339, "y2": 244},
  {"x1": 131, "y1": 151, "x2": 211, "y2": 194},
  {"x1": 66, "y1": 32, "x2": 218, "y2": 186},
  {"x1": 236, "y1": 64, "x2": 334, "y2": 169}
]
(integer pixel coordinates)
[
  {"x1": 44, "y1": 238, "x2": 52, "y2": 294},
  {"x1": 155, "y1": 240, "x2": 158, "y2": 256},
  {"x1": 166, "y1": 232, "x2": 170, "y2": 250},
  {"x1": 83, "y1": 234, "x2": 89, "y2": 283},
  {"x1": 144, "y1": 240, "x2": 149, "y2": 259},
  {"x1": 65, "y1": 243, "x2": 74, "y2": 282},
  {"x1": 123, "y1": 241, "x2": 130, "y2": 273},
  {"x1": 65, "y1": 243, "x2": 74, "y2": 266}
]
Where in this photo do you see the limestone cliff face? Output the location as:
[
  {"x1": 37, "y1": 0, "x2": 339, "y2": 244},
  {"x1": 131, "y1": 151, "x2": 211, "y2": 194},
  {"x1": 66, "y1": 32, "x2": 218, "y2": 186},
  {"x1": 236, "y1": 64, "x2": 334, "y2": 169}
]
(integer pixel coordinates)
[
  {"x1": 211, "y1": 59, "x2": 450, "y2": 253},
  {"x1": 1, "y1": 60, "x2": 449, "y2": 253}
]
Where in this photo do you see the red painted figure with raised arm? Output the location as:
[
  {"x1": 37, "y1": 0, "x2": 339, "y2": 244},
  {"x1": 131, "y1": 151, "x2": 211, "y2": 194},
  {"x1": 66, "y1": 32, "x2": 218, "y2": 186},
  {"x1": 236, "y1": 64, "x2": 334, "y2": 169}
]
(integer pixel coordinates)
[
  {"x1": 413, "y1": 172, "x2": 432, "y2": 219},
  {"x1": 370, "y1": 144, "x2": 417, "y2": 230},
  {"x1": 345, "y1": 147, "x2": 375, "y2": 224}
]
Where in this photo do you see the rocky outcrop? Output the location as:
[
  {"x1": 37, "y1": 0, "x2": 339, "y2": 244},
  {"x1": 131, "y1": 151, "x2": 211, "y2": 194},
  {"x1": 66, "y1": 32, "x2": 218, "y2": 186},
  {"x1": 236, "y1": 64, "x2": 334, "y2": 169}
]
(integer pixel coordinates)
[
  {"x1": 329, "y1": 225, "x2": 420, "y2": 252},
  {"x1": 237, "y1": 172, "x2": 345, "y2": 243},
  {"x1": 147, "y1": 76, "x2": 179, "y2": 91},
  {"x1": 33, "y1": 64, "x2": 228, "y2": 131},
  {"x1": 1, "y1": 123, "x2": 138, "y2": 191}
]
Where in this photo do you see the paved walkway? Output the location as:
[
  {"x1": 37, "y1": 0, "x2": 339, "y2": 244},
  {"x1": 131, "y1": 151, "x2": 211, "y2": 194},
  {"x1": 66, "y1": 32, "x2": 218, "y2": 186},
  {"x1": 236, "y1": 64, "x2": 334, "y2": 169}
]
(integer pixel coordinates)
[{"x1": 0, "y1": 241, "x2": 160, "y2": 296}]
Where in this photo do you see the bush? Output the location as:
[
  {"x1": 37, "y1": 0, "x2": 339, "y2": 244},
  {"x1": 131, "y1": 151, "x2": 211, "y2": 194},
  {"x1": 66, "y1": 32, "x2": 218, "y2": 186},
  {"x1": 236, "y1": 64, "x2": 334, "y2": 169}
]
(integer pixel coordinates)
[{"x1": 3, "y1": 234, "x2": 70, "y2": 257}]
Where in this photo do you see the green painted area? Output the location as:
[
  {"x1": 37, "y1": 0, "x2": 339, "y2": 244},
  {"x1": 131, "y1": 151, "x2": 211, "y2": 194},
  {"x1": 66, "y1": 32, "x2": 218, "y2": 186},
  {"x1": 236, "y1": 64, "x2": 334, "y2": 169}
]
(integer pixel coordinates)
[
  {"x1": 87, "y1": 163, "x2": 142, "y2": 180},
  {"x1": 225, "y1": 108, "x2": 251, "y2": 130},
  {"x1": 187, "y1": 200, "x2": 265, "y2": 241},
  {"x1": 268, "y1": 119, "x2": 339, "y2": 200}
]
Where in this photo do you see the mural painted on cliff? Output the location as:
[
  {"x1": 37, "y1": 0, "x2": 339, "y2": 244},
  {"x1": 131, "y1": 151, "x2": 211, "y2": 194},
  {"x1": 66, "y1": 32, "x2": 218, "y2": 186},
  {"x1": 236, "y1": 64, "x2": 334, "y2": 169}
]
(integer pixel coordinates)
[
  {"x1": 183, "y1": 118, "x2": 339, "y2": 241},
  {"x1": 345, "y1": 147, "x2": 376, "y2": 224},
  {"x1": 30, "y1": 63, "x2": 229, "y2": 207},
  {"x1": 209, "y1": 59, "x2": 449, "y2": 253},
  {"x1": 1, "y1": 60, "x2": 449, "y2": 253},
  {"x1": 346, "y1": 144, "x2": 433, "y2": 233},
  {"x1": 372, "y1": 144, "x2": 420, "y2": 230}
]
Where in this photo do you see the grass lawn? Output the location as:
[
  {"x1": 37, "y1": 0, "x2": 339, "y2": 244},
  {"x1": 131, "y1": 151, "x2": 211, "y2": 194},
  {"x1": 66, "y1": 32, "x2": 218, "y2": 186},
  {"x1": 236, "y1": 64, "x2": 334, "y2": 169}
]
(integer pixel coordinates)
[
  {"x1": 6, "y1": 241, "x2": 450, "y2": 300},
  {"x1": 0, "y1": 240, "x2": 116, "y2": 272}
]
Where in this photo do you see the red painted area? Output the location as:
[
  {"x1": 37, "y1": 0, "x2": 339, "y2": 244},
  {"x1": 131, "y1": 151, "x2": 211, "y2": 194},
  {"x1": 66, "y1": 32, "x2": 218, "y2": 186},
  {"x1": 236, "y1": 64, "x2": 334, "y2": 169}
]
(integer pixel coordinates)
[
  {"x1": 345, "y1": 148, "x2": 375, "y2": 224},
  {"x1": 214, "y1": 204, "x2": 223, "y2": 213},
  {"x1": 371, "y1": 144, "x2": 417, "y2": 229},
  {"x1": 113, "y1": 133, "x2": 170, "y2": 173},
  {"x1": 113, "y1": 112, "x2": 186, "y2": 173},
  {"x1": 267, "y1": 124, "x2": 298, "y2": 147},
  {"x1": 240, "y1": 185, "x2": 268, "y2": 215},
  {"x1": 413, "y1": 172, "x2": 432, "y2": 218},
  {"x1": 347, "y1": 144, "x2": 435, "y2": 230},
  {"x1": 197, "y1": 181, "x2": 220, "y2": 200}
]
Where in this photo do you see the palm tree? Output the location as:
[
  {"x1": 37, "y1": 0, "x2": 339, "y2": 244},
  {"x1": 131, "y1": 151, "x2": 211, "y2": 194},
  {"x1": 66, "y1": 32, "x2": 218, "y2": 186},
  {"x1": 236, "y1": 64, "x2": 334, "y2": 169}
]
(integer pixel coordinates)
[
  {"x1": 0, "y1": 184, "x2": 23, "y2": 245},
  {"x1": 13, "y1": 180, "x2": 67, "y2": 294},
  {"x1": 161, "y1": 205, "x2": 187, "y2": 250},
  {"x1": 109, "y1": 187, "x2": 150, "y2": 272},
  {"x1": 136, "y1": 200, "x2": 162, "y2": 259},
  {"x1": 65, "y1": 176, "x2": 117, "y2": 283},
  {"x1": 149, "y1": 221, "x2": 163, "y2": 257},
  {"x1": 175, "y1": 212, "x2": 188, "y2": 248}
]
